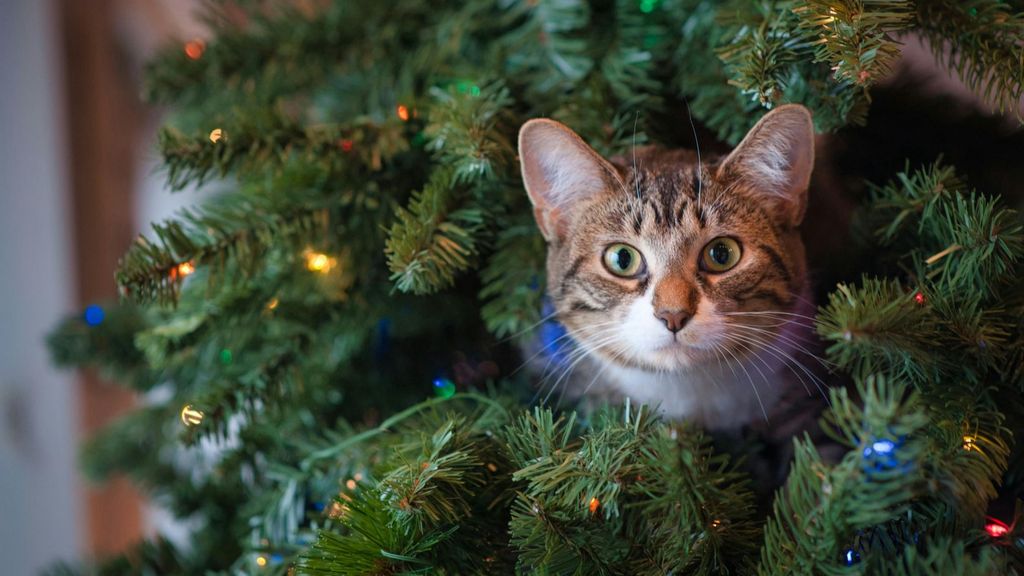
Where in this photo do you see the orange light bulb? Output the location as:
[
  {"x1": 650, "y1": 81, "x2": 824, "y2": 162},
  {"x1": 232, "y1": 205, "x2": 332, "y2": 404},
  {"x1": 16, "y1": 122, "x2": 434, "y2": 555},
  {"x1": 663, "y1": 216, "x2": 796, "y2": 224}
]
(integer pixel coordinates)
[{"x1": 184, "y1": 39, "x2": 205, "y2": 60}]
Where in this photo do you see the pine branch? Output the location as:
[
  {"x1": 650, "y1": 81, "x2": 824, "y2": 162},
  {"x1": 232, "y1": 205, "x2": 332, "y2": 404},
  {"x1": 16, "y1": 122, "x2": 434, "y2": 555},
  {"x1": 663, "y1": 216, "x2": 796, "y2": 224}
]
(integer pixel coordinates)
[
  {"x1": 793, "y1": 1, "x2": 915, "y2": 87},
  {"x1": 596, "y1": 0, "x2": 670, "y2": 106},
  {"x1": 508, "y1": 494, "x2": 630, "y2": 574},
  {"x1": 159, "y1": 116, "x2": 408, "y2": 191},
  {"x1": 502, "y1": 0, "x2": 594, "y2": 91},
  {"x1": 816, "y1": 277, "x2": 946, "y2": 383},
  {"x1": 116, "y1": 191, "x2": 328, "y2": 305},
  {"x1": 144, "y1": 2, "x2": 444, "y2": 108},
  {"x1": 381, "y1": 419, "x2": 488, "y2": 534},
  {"x1": 925, "y1": 193, "x2": 1023, "y2": 297},
  {"x1": 863, "y1": 159, "x2": 964, "y2": 246},
  {"x1": 916, "y1": 0, "x2": 1024, "y2": 117},
  {"x1": 759, "y1": 377, "x2": 929, "y2": 575},
  {"x1": 873, "y1": 538, "x2": 1007, "y2": 575},
  {"x1": 479, "y1": 220, "x2": 546, "y2": 340},
  {"x1": 385, "y1": 167, "x2": 487, "y2": 295},
  {"x1": 669, "y1": 0, "x2": 763, "y2": 144},
  {"x1": 425, "y1": 82, "x2": 516, "y2": 186},
  {"x1": 716, "y1": 1, "x2": 870, "y2": 131},
  {"x1": 505, "y1": 404, "x2": 760, "y2": 573},
  {"x1": 630, "y1": 425, "x2": 760, "y2": 575},
  {"x1": 718, "y1": 1, "x2": 811, "y2": 107},
  {"x1": 46, "y1": 301, "x2": 155, "y2": 390},
  {"x1": 297, "y1": 490, "x2": 455, "y2": 575},
  {"x1": 297, "y1": 395, "x2": 515, "y2": 575}
]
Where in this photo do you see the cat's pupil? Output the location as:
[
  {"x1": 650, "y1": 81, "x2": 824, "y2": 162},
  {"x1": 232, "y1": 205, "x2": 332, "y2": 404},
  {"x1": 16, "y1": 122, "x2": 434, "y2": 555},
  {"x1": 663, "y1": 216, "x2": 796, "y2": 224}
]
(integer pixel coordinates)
[
  {"x1": 710, "y1": 242, "x2": 731, "y2": 264},
  {"x1": 615, "y1": 248, "x2": 632, "y2": 270}
]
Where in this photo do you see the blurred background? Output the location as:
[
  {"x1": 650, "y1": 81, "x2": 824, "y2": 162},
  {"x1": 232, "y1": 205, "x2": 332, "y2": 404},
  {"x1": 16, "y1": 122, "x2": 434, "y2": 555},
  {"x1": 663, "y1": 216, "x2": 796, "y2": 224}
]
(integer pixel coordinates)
[
  {"x1": 0, "y1": 1, "x2": 207, "y2": 573},
  {"x1": 0, "y1": 0, "x2": 1019, "y2": 574}
]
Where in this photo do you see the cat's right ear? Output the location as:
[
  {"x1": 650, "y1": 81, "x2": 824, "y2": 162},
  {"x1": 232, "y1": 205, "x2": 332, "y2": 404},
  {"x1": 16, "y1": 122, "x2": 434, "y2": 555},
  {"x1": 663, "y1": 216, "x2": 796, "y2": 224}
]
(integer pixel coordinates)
[{"x1": 519, "y1": 119, "x2": 622, "y2": 242}]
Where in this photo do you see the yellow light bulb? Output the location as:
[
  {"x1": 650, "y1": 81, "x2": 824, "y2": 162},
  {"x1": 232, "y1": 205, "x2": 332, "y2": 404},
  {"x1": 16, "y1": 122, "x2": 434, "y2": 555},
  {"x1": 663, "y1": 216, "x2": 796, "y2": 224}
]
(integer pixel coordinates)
[
  {"x1": 256, "y1": 555, "x2": 268, "y2": 567},
  {"x1": 180, "y1": 404, "x2": 204, "y2": 426},
  {"x1": 304, "y1": 250, "x2": 335, "y2": 273},
  {"x1": 175, "y1": 261, "x2": 195, "y2": 278},
  {"x1": 209, "y1": 128, "x2": 224, "y2": 143},
  {"x1": 963, "y1": 435, "x2": 976, "y2": 451}
]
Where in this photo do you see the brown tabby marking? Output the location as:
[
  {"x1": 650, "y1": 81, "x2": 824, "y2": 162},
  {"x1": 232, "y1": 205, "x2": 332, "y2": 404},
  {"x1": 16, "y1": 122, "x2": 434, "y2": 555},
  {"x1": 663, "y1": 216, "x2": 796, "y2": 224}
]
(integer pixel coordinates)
[{"x1": 519, "y1": 106, "x2": 820, "y2": 429}]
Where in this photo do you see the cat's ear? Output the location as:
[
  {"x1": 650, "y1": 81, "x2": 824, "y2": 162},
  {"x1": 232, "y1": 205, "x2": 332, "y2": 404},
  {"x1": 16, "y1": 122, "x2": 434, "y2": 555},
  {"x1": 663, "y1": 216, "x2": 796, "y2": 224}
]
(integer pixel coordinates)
[
  {"x1": 519, "y1": 119, "x2": 623, "y2": 241},
  {"x1": 717, "y1": 104, "x2": 815, "y2": 227}
]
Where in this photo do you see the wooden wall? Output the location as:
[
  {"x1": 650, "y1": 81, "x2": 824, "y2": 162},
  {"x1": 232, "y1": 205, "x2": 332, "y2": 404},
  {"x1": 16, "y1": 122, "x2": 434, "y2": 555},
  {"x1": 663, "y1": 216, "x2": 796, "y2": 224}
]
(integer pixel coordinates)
[{"x1": 59, "y1": 0, "x2": 143, "y2": 556}]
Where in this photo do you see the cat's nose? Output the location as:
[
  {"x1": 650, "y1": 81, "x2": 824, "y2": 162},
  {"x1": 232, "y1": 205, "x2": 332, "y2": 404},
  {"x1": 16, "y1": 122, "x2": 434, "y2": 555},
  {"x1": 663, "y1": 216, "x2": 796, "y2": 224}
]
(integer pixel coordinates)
[{"x1": 655, "y1": 309, "x2": 691, "y2": 333}]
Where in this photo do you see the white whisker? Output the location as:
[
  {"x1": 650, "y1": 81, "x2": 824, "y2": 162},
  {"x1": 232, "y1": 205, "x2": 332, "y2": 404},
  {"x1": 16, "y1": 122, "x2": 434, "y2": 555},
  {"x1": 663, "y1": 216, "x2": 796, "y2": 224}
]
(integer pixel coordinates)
[
  {"x1": 495, "y1": 309, "x2": 560, "y2": 345},
  {"x1": 683, "y1": 96, "x2": 703, "y2": 206},
  {"x1": 728, "y1": 321, "x2": 834, "y2": 370},
  {"x1": 723, "y1": 331, "x2": 815, "y2": 398},
  {"x1": 632, "y1": 110, "x2": 641, "y2": 201},
  {"x1": 715, "y1": 333, "x2": 768, "y2": 422},
  {"x1": 538, "y1": 332, "x2": 621, "y2": 406},
  {"x1": 510, "y1": 319, "x2": 621, "y2": 379},
  {"x1": 725, "y1": 330, "x2": 831, "y2": 404}
]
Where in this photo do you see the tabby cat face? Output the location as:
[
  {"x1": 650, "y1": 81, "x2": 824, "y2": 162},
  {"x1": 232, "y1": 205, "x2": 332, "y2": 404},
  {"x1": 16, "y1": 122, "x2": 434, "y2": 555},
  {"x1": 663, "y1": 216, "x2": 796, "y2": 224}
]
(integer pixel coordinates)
[{"x1": 519, "y1": 106, "x2": 814, "y2": 372}]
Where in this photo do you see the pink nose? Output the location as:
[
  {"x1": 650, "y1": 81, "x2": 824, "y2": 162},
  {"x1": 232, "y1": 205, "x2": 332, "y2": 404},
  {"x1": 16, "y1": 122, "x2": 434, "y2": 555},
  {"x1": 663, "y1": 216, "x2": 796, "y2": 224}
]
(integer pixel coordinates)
[{"x1": 655, "y1": 309, "x2": 691, "y2": 333}]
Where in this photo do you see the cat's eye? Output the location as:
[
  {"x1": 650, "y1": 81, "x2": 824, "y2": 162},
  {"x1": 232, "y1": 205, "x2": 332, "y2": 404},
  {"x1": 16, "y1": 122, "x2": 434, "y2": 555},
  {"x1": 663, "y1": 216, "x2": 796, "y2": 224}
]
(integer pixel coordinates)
[
  {"x1": 701, "y1": 237, "x2": 742, "y2": 272},
  {"x1": 602, "y1": 243, "x2": 645, "y2": 278}
]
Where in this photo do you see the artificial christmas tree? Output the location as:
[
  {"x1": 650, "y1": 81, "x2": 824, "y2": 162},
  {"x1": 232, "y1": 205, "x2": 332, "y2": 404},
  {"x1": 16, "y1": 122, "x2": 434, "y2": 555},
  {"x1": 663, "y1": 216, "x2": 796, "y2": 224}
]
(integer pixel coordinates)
[{"x1": 47, "y1": 1, "x2": 1024, "y2": 574}]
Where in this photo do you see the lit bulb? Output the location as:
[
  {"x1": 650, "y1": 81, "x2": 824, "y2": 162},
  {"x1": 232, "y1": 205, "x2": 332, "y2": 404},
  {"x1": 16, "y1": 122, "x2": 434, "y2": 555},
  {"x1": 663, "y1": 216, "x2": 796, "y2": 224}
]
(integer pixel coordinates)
[
  {"x1": 588, "y1": 497, "x2": 599, "y2": 515},
  {"x1": 84, "y1": 304, "x2": 105, "y2": 327},
  {"x1": 209, "y1": 128, "x2": 223, "y2": 143},
  {"x1": 328, "y1": 501, "x2": 348, "y2": 519},
  {"x1": 304, "y1": 250, "x2": 335, "y2": 273},
  {"x1": 346, "y1": 479, "x2": 357, "y2": 490},
  {"x1": 175, "y1": 261, "x2": 196, "y2": 278},
  {"x1": 396, "y1": 104, "x2": 410, "y2": 122},
  {"x1": 266, "y1": 297, "x2": 279, "y2": 310},
  {"x1": 184, "y1": 39, "x2": 205, "y2": 60},
  {"x1": 986, "y1": 520, "x2": 1009, "y2": 537},
  {"x1": 255, "y1": 555, "x2": 268, "y2": 567},
  {"x1": 180, "y1": 404, "x2": 204, "y2": 426},
  {"x1": 963, "y1": 435, "x2": 976, "y2": 451}
]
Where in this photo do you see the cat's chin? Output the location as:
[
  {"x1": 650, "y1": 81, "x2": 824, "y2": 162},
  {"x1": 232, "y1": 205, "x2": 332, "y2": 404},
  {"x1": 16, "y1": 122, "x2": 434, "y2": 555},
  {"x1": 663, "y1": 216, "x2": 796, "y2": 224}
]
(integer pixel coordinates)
[{"x1": 605, "y1": 341, "x2": 711, "y2": 373}]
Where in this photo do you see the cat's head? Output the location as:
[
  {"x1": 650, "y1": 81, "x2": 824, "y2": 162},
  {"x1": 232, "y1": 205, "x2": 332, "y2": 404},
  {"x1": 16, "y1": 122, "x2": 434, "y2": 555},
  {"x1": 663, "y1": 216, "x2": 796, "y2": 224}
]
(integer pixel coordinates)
[{"x1": 519, "y1": 105, "x2": 814, "y2": 372}]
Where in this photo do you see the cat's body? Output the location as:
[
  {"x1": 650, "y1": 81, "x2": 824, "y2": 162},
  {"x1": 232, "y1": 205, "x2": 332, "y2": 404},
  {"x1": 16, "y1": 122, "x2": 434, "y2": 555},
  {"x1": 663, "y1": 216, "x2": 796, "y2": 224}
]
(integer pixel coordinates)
[{"x1": 519, "y1": 106, "x2": 827, "y2": 432}]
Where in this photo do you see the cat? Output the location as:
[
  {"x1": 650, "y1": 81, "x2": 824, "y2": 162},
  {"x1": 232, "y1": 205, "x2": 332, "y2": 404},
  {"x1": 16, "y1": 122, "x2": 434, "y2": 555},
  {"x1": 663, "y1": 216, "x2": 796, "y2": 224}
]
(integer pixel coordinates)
[{"x1": 518, "y1": 105, "x2": 830, "y2": 432}]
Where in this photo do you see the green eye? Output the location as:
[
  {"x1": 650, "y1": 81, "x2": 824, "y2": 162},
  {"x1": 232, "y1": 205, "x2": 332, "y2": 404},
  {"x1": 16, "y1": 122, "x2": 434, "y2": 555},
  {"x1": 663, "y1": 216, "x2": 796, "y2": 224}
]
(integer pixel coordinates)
[
  {"x1": 602, "y1": 243, "x2": 645, "y2": 278},
  {"x1": 701, "y1": 237, "x2": 742, "y2": 272}
]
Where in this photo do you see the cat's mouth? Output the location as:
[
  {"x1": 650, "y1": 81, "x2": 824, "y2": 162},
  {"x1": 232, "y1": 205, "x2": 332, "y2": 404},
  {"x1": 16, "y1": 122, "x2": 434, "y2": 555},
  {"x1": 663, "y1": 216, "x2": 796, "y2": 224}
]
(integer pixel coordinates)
[{"x1": 633, "y1": 336, "x2": 709, "y2": 367}]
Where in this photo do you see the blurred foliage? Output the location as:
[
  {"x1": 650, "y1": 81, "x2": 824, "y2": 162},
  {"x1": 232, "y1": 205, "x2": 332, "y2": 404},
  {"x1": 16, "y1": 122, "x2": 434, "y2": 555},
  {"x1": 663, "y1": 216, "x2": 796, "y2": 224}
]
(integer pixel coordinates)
[{"x1": 46, "y1": 0, "x2": 1024, "y2": 574}]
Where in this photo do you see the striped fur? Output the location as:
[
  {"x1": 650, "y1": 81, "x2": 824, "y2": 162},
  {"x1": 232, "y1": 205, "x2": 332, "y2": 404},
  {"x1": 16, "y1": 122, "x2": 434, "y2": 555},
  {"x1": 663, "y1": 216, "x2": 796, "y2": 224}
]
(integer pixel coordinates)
[{"x1": 520, "y1": 106, "x2": 822, "y2": 430}]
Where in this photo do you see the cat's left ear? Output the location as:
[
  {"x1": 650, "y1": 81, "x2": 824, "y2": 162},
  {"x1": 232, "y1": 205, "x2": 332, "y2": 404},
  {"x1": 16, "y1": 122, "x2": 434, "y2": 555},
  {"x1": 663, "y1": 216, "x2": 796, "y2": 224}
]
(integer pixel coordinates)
[
  {"x1": 519, "y1": 119, "x2": 624, "y2": 241},
  {"x1": 717, "y1": 104, "x2": 815, "y2": 227}
]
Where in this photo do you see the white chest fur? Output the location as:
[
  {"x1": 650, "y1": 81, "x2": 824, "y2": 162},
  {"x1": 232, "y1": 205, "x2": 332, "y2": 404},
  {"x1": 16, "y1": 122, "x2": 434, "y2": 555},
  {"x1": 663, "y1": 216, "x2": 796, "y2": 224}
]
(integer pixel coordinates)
[{"x1": 603, "y1": 359, "x2": 789, "y2": 430}]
